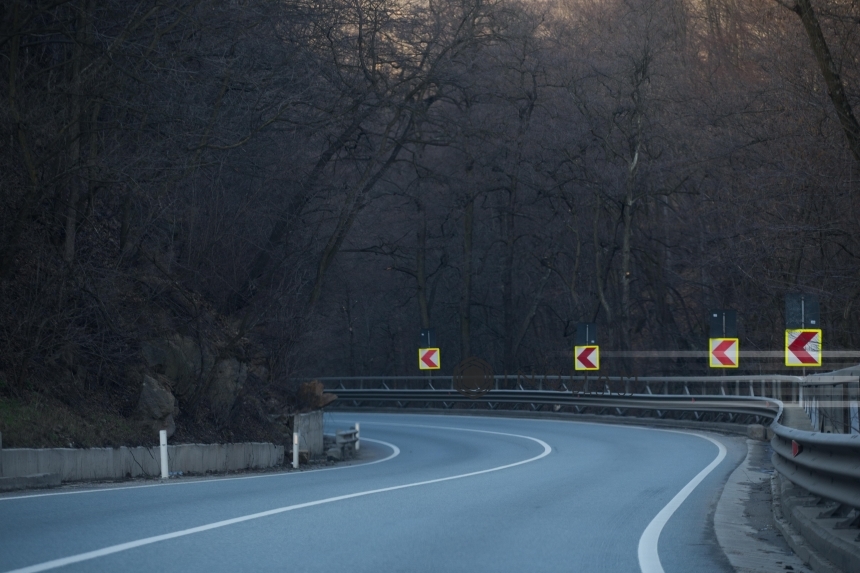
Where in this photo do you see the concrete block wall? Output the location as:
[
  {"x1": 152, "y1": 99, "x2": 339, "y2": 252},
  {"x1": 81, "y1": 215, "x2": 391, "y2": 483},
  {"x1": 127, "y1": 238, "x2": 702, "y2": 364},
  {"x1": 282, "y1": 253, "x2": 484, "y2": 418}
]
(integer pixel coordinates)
[
  {"x1": 168, "y1": 443, "x2": 284, "y2": 474},
  {"x1": 0, "y1": 440, "x2": 284, "y2": 482},
  {"x1": 0, "y1": 410, "x2": 328, "y2": 483},
  {"x1": 294, "y1": 410, "x2": 324, "y2": 458}
]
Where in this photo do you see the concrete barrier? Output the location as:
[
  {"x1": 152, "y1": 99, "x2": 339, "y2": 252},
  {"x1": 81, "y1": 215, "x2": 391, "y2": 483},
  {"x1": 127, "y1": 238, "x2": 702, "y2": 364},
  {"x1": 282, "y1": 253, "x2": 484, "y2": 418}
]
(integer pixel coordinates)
[
  {"x1": 293, "y1": 411, "x2": 324, "y2": 458},
  {"x1": 0, "y1": 410, "x2": 330, "y2": 484},
  {"x1": 0, "y1": 442, "x2": 284, "y2": 482},
  {"x1": 0, "y1": 473, "x2": 62, "y2": 492}
]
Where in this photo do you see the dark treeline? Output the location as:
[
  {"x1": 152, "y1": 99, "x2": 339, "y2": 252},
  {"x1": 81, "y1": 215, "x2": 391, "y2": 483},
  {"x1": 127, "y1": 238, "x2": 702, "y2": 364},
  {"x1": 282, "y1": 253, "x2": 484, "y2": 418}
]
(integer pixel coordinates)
[{"x1": 2, "y1": 0, "x2": 860, "y2": 421}]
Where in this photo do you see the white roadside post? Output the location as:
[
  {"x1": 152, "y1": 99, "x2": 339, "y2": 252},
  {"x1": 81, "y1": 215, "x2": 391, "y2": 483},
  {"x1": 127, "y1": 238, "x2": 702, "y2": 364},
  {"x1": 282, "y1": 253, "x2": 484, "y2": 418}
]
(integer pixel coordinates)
[
  {"x1": 159, "y1": 430, "x2": 168, "y2": 479},
  {"x1": 354, "y1": 423, "x2": 360, "y2": 451},
  {"x1": 292, "y1": 431, "x2": 299, "y2": 469}
]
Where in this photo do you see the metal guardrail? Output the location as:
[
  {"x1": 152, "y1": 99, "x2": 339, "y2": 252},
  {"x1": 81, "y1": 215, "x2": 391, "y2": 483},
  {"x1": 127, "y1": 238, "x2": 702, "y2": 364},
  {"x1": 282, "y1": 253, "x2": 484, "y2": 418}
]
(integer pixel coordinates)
[
  {"x1": 319, "y1": 374, "x2": 795, "y2": 424},
  {"x1": 317, "y1": 374, "x2": 804, "y2": 393},
  {"x1": 330, "y1": 388, "x2": 782, "y2": 423},
  {"x1": 336, "y1": 427, "x2": 359, "y2": 451},
  {"x1": 801, "y1": 374, "x2": 860, "y2": 434},
  {"x1": 770, "y1": 422, "x2": 860, "y2": 515},
  {"x1": 318, "y1": 374, "x2": 860, "y2": 529}
]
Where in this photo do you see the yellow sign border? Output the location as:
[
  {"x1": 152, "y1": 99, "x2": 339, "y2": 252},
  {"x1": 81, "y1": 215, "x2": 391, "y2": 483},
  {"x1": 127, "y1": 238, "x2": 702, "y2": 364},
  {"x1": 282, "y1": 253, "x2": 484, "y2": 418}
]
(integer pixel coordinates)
[
  {"x1": 574, "y1": 345, "x2": 600, "y2": 371},
  {"x1": 418, "y1": 347, "x2": 441, "y2": 370},
  {"x1": 709, "y1": 338, "x2": 739, "y2": 369},
  {"x1": 784, "y1": 329, "x2": 822, "y2": 367}
]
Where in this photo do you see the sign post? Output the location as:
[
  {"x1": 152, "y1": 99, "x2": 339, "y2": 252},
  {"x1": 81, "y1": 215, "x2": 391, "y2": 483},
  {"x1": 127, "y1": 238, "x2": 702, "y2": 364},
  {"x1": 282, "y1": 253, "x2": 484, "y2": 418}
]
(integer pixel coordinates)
[
  {"x1": 419, "y1": 329, "x2": 437, "y2": 376},
  {"x1": 420, "y1": 328, "x2": 436, "y2": 348},
  {"x1": 574, "y1": 323, "x2": 599, "y2": 371},
  {"x1": 709, "y1": 310, "x2": 738, "y2": 369},
  {"x1": 785, "y1": 294, "x2": 821, "y2": 369}
]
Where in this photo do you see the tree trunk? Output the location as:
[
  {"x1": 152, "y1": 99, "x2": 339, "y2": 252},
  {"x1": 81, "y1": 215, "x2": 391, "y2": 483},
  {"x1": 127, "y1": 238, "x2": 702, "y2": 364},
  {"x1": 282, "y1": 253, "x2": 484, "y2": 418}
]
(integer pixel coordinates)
[
  {"x1": 416, "y1": 203, "x2": 431, "y2": 329},
  {"x1": 344, "y1": 285, "x2": 356, "y2": 377},
  {"x1": 460, "y1": 195, "x2": 474, "y2": 361},
  {"x1": 0, "y1": 5, "x2": 41, "y2": 280},
  {"x1": 791, "y1": 0, "x2": 860, "y2": 166},
  {"x1": 621, "y1": 142, "x2": 639, "y2": 351},
  {"x1": 593, "y1": 194, "x2": 613, "y2": 323},
  {"x1": 502, "y1": 186, "x2": 516, "y2": 372},
  {"x1": 307, "y1": 120, "x2": 408, "y2": 307},
  {"x1": 63, "y1": 1, "x2": 91, "y2": 268},
  {"x1": 232, "y1": 113, "x2": 369, "y2": 309},
  {"x1": 511, "y1": 260, "x2": 552, "y2": 360}
]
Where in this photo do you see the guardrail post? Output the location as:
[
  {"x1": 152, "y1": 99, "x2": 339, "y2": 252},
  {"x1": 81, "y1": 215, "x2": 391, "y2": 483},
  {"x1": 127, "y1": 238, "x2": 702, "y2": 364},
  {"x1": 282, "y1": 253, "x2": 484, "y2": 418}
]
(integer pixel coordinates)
[
  {"x1": 811, "y1": 395, "x2": 818, "y2": 431},
  {"x1": 354, "y1": 423, "x2": 360, "y2": 451},
  {"x1": 292, "y1": 431, "x2": 299, "y2": 469},
  {"x1": 850, "y1": 382, "x2": 860, "y2": 434},
  {"x1": 159, "y1": 429, "x2": 168, "y2": 479}
]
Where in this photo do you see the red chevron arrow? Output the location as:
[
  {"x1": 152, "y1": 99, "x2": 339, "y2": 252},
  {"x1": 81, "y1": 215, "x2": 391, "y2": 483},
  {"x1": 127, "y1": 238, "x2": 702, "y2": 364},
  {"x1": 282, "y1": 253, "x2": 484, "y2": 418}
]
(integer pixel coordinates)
[
  {"x1": 712, "y1": 339, "x2": 736, "y2": 366},
  {"x1": 577, "y1": 347, "x2": 596, "y2": 369},
  {"x1": 788, "y1": 331, "x2": 818, "y2": 364},
  {"x1": 420, "y1": 349, "x2": 438, "y2": 368}
]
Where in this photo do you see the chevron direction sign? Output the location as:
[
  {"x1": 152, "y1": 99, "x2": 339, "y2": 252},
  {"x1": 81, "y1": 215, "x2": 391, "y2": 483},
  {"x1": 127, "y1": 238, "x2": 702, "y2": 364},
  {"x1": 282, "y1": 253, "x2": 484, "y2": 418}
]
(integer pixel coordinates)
[
  {"x1": 574, "y1": 345, "x2": 599, "y2": 371},
  {"x1": 418, "y1": 348, "x2": 441, "y2": 370},
  {"x1": 785, "y1": 329, "x2": 822, "y2": 367},
  {"x1": 709, "y1": 338, "x2": 739, "y2": 368}
]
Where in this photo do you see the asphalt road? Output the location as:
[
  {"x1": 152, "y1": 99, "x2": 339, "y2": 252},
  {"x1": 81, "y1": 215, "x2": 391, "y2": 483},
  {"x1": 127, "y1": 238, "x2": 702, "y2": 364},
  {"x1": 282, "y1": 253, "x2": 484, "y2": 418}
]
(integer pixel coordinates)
[{"x1": 0, "y1": 413, "x2": 746, "y2": 572}]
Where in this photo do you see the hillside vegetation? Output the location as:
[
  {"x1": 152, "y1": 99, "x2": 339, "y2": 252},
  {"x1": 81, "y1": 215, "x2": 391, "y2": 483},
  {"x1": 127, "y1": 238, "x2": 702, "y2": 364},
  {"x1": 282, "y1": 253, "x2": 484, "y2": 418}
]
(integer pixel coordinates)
[{"x1": 2, "y1": 0, "x2": 859, "y2": 446}]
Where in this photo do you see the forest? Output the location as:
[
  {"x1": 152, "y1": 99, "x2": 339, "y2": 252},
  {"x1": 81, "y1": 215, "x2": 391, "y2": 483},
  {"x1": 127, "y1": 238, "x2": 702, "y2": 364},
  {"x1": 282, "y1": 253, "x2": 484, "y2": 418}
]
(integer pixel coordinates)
[{"x1": 2, "y1": 0, "x2": 860, "y2": 445}]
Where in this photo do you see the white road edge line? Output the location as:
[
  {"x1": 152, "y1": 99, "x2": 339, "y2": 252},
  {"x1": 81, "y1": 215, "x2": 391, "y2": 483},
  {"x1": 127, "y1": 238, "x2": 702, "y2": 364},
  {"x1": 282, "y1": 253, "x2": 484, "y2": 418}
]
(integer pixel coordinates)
[
  {"x1": 352, "y1": 412, "x2": 732, "y2": 573},
  {"x1": 0, "y1": 434, "x2": 400, "y2": 502},
  {"x1": 4, "y1": 431, "x2": 550, "y2": 573},
  {"x1": 637, "y1": 431, "x2": 728, "y2": 573}
]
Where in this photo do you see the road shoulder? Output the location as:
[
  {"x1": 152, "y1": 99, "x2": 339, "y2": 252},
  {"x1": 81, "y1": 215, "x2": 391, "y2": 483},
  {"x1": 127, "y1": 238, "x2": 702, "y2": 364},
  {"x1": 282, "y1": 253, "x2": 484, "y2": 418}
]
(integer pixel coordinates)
[{"x1": 714, "y1": 438, "x2": 813, "y2": 572}]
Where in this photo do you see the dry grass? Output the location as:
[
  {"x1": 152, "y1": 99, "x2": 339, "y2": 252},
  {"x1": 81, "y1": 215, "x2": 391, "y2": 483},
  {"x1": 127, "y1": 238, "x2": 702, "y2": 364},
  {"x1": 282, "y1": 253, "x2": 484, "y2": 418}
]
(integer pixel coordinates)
[{"x1": 0, "y1": 393, "x2": 149, "y2": 449}]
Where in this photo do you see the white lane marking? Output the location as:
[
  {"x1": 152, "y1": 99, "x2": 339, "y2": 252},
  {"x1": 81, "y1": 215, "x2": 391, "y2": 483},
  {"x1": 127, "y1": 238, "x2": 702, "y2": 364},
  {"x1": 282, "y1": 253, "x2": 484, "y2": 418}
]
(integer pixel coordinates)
[
  {"x1": 637, "y1": 432, "x2": 728, "y2": 573},
  {"x1": 5, "y1": 432, "x2": 550, "y2": 573},
  {"x1": 354, "y1": 411, "x2": 735, "y2": 573},
  {"x1": 358, "y1": 420, "x2": 556, "y2": 442},
  {"x1": 0, "y1": 435, "x2": 399, "y2": 502}
]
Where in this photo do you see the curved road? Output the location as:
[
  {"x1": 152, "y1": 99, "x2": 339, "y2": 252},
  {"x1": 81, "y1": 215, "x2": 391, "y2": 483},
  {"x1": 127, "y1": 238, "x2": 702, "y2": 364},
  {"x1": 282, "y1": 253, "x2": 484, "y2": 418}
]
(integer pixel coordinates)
[{"x1": 0, "y1": 413, "x2": 746, "y2": 572}]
